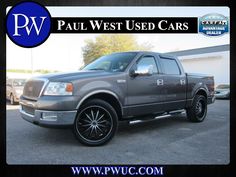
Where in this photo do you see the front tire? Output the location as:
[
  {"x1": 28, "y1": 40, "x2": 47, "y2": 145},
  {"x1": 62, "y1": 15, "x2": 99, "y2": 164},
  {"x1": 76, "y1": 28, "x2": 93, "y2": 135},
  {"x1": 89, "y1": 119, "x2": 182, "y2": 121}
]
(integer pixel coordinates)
[
  {"x1": 74, "y1": 99, "x2": 118, "y2": 146},
  {"x1": 186, "y1": 94, "x2": 207, "y2": 122}
]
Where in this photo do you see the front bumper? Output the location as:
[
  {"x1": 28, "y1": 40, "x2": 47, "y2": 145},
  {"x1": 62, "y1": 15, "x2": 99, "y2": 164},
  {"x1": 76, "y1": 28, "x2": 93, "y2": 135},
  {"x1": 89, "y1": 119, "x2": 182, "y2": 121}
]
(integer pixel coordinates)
[
  {"x1": 19, "y1": 94, "x2": 80, "y2": 127},
  {"x1": 20, "y1": 105, "x2": 77, "y2": 127}
]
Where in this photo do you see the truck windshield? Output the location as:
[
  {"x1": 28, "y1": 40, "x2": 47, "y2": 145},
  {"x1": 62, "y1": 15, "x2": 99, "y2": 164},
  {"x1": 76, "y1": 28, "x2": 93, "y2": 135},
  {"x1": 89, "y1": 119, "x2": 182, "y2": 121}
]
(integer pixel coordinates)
[
  {"x1": 82, "y1": 52, "x2": 137, "y2": 72},
  {"x1": 13, "y1": 79, "x2": 26, "y2": 86}
]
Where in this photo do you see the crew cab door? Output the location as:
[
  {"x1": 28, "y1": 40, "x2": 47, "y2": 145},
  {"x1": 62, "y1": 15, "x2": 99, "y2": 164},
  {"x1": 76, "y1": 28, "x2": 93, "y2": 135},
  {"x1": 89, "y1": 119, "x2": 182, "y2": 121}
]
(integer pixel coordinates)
[
  {"x1": 158, "y1": 55, "x2": 187, "y2": 110},
  {"x1": 126, "y1": 54, "x2": 165, "y2": 116}
]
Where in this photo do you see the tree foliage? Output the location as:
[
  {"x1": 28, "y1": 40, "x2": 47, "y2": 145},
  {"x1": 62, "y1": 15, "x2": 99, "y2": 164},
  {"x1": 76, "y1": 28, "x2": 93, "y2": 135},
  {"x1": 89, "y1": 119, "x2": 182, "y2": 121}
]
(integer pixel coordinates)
[{"x1": 82, "y1": 35, "x2": 153, "y2": 65}]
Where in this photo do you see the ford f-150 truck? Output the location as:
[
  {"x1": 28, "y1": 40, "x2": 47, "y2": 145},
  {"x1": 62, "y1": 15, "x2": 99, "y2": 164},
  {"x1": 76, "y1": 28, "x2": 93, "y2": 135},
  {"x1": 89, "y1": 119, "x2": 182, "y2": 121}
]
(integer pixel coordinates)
[{"x1": 20, "y1": 52, "x2": 215, "y2": 146}]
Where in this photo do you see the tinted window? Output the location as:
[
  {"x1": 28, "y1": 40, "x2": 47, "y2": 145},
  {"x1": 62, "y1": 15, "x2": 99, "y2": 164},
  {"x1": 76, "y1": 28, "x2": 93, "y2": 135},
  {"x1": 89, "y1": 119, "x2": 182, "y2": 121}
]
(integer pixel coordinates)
[
  {"x1": 137, "y1": 56, "x2": 158, "y2": 73},
  {"x1": 83, "y1": 52, "x2": 137, "y2": 72},
  {"x1": 160, "y1": 58, "x2": 180, "y2": 75}
]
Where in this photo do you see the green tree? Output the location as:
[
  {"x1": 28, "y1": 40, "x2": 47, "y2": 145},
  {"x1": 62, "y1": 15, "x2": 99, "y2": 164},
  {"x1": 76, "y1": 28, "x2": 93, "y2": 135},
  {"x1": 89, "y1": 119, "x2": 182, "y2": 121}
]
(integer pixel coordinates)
[{"x1": 82, "y1": 34, "x2": 153, "y2": 65}]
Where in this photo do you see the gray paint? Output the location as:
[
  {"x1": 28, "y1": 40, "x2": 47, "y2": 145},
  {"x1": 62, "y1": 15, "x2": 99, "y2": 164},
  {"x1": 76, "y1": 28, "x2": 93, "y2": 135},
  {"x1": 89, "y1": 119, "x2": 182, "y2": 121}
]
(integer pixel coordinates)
[{"x1": 19, "y1": 51, "x2": 215, "y2": 126}]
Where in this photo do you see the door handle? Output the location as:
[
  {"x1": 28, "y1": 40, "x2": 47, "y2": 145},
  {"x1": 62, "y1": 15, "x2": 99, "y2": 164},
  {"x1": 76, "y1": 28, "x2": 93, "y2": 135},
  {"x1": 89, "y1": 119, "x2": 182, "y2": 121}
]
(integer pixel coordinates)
[
  {"x1": 180, "y1": 79, "x2": 186, "y2": 85},
  {"x1": 157, "y1": 79, "x2": 164, "y2": 86}
]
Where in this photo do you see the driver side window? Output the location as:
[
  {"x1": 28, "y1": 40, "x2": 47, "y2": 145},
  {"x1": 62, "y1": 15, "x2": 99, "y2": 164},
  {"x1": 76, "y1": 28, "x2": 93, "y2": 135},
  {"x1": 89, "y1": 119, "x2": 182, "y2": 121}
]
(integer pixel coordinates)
[{"x1": 137, "y1": 56, "x2": 158, "y2": 73}]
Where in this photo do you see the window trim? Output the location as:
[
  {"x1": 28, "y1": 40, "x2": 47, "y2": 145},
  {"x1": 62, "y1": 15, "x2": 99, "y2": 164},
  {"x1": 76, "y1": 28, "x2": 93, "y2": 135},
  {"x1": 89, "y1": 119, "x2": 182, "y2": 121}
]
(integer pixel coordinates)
[
  {"x1": 159, "y1": 57, "x2": 181, "y2": 75},
  {"x1": 131, "y1": 54, "x2": 160, "y2": 74}
]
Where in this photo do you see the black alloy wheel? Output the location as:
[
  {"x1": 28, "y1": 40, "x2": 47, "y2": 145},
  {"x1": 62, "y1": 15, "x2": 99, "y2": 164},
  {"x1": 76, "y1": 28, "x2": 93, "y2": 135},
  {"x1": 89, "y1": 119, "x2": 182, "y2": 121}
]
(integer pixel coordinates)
[
  {"x1": 186, "y1": 94, "x2": 207, "y2": 122},
  {"x1": 74, "y1": 99, "x2": 118, "y2": 146}
]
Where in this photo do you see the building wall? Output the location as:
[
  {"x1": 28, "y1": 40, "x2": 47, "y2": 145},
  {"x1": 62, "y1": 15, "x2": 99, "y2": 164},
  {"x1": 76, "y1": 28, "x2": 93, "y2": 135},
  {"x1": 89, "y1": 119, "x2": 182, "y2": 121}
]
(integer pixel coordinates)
[{"x1": 179, "y1": 51, "x2": 229, "y2": 85}]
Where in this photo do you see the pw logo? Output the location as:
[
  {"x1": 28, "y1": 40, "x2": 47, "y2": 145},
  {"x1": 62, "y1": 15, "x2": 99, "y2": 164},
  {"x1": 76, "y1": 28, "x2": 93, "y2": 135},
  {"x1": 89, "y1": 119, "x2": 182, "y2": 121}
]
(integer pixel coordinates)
[
  {"x1": 12, "y1": 14, "x2": 47, "y2": 36},
  {"x1": 6, "y1": 1, "x2": 51, "y2": 47}
]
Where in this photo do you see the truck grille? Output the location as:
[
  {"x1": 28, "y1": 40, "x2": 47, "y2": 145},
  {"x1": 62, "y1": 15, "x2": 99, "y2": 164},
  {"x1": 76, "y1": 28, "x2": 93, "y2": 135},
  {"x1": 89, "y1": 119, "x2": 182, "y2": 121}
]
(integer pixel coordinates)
[
  {"x1": 22, "y1": 105, "x2": 35, "y2": 115},
  {"x1": 23, "y1": 79, "x2": 45, "y2": 100}
]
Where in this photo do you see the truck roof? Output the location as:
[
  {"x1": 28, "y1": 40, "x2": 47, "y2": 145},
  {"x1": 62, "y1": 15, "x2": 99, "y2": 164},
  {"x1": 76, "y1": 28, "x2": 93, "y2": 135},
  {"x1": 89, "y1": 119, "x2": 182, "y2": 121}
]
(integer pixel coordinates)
[{"x1": 112, "y1": 51, "x2": 176, "y2": 59}]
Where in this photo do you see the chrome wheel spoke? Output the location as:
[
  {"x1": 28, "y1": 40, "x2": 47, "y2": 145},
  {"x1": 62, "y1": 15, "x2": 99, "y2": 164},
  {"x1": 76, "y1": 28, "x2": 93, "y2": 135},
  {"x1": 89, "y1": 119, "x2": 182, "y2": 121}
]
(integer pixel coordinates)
[
  {"x1": 98, "y1": 119, "x2": 107, "y2": 124},
  {"x1": 83, "y1": 119, "x2": 92, "y2": 124},
  {"x1": 96, "y1": 126, "x2": 104, "y2": 134},
  {"x1": 91, "y1": 110, "x2": 95, "y2": 120},
  {"x1": 81, "y1": 123, "x2": 91, "y2": 127},
  {"x1": 95, "y1": 110, "x2": 99, "y2": 120},
  {"x1": 82, "y1": 125, "x2": 92, "y2": 134},
  {"x1": 97, "y1": 114, "x2": 104, "y2": 122},
  {"x1": 97, "y1": 123, "x2": 106, "y2": 127},
  {"x1": 89, "y1": 126, "x2": 94, "y2": 136},
  {"x1": 85, "y1": 113, "x2": 93, "y2": 122},
  {"x1": 94, "y1": 126, "x2": 98, "y2": 135}
]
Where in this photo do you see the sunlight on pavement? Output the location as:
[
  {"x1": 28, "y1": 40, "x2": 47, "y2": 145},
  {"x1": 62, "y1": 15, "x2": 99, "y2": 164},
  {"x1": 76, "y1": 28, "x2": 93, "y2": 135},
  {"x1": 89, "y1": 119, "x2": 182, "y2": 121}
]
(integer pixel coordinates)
[{"x1": 6, "y1": 104, "x2": 20, "y2": 110}]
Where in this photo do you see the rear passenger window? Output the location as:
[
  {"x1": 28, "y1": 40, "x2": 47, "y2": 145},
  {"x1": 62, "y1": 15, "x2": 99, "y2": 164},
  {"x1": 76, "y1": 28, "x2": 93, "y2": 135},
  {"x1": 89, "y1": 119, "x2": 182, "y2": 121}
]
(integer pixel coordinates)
[
  {"x1": 137, "y1": 56, "x2": 158, "y2": 73},
  {"x1": 160, "y1": 58, "x2": 180, "y2": 75}
]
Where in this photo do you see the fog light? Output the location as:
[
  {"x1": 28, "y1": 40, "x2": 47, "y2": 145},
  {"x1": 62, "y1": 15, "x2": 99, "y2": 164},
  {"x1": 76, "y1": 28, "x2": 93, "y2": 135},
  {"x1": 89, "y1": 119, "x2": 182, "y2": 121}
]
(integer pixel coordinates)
[{"x1": 41, "y1": 112, "x2": 58, "y2": 121}]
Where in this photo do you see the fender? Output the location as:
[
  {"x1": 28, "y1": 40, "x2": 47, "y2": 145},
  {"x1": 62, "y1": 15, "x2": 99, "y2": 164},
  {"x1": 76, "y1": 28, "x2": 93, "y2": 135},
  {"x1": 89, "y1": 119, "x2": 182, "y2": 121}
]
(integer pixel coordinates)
[
  {"x1": 194, "y1": 86, "x2": 208, "y2": 97},
  {"x1": 190, "y1": 86, "x2": 208, "y2": 104},
  {"x1": 76, "y1": 89, "x2": 122, "y2": 111},
  {"x1": 191, "y1": 81, "x2": 209, "y2": 98},
  {"x1": 185, "y1": 86, "x2": 208, "y2": 108}
]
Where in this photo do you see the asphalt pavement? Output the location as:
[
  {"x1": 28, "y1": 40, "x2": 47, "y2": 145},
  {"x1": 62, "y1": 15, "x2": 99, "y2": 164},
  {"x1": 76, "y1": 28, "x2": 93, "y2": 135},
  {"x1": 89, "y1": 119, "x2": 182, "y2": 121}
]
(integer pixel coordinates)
[{"x1": 6, "y1": 100, "x2": 229, "y2": 164}]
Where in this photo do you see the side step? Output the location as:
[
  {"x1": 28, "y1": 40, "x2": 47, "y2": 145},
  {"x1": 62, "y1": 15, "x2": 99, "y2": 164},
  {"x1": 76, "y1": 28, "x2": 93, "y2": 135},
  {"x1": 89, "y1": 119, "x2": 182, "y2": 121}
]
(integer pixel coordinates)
[
  {"x1": 168, "y1": 109, "x2": 185, "y2": 115},
  {"x1": 129, "y1": 109, "x2": 185, "y2": 125}
]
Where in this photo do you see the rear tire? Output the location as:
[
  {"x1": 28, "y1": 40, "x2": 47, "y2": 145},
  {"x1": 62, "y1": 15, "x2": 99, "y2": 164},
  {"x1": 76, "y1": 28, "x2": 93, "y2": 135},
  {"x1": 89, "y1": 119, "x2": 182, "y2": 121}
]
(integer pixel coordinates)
[
  {"x1": 186, "y1": 94, "x2": 207, "y2": 122},
  {"x1": 73, "y1": 99, "x2": 118, "y2": 146}
]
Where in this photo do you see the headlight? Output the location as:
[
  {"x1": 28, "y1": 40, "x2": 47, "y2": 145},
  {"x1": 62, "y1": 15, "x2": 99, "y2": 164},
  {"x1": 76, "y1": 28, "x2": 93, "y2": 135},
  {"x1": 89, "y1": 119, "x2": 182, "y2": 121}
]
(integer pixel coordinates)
[
  {"x1": 44, "y1": 82, "x2": 73, "y2": 96},
  {"x1": 15, "y1": 89, "x2": 22, "y2": 95}
]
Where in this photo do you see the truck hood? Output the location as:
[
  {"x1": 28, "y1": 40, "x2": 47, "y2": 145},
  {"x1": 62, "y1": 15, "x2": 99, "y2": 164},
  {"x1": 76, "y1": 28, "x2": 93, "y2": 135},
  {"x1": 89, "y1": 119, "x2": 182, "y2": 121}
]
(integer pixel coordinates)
[{"x1": 33, "y1": 70, "x2": 116, "y2": 81}]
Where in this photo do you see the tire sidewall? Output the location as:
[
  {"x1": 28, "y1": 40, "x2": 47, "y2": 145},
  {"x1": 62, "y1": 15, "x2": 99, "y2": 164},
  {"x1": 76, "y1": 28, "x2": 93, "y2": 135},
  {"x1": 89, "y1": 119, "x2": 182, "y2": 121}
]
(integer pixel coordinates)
[
  {"x1": 187, "y1": 95, "x2": 207, "y2": 122},
  {"x1": 73, "y1": 99, "x2": 118, "y2": 146},
  {"x1": 194, "y1": 95, "x2": 207, "y2": 122}
]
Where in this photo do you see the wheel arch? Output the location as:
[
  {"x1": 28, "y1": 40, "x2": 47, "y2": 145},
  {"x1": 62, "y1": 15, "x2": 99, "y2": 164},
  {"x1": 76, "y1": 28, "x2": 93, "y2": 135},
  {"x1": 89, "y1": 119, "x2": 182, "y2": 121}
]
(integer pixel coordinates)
[
  {"x1": 186, "y1": 87, "x2": 208, "y2": 108},
  {"x1": 189, "y1": 87, "x2": 208, "y2": 107},
  {"x1": 195, "y1": 88, "x2": 208, "y2": 98},
  {"x1": 76, "y1": 90, "x2": 123, "y2": 119}
]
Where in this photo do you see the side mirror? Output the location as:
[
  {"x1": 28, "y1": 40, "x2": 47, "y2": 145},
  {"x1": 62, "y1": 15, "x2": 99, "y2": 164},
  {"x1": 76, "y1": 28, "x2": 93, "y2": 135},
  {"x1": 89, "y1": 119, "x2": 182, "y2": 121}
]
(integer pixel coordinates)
[{"x1": 131, "y1": 65, "x2": 154, "y2": 77}]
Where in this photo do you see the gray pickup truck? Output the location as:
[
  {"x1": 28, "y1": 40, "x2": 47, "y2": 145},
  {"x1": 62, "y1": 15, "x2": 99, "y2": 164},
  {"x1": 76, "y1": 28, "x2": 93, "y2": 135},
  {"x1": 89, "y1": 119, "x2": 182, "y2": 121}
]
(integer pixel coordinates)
[{"x1": 20, "y1": 52, "x2": 215, "y2": 146}]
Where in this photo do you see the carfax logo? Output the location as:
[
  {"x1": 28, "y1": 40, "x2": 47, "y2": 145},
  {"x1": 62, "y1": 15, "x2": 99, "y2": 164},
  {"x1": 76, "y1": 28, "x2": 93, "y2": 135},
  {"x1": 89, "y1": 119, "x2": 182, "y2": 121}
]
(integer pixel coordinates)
[
  {"x1": 199, "y1": 13, "x2": 229, "y2": 36},
  {"x1": 6, "y1": 1, "x2": 51, "y2": 48}
]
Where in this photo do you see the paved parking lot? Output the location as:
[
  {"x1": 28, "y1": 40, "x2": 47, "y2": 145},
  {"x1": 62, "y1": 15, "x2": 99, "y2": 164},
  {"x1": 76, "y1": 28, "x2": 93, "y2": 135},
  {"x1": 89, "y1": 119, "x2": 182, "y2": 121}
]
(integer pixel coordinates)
[{"x1": 6, "y1": 100, "x2": 229, "y2": 164}]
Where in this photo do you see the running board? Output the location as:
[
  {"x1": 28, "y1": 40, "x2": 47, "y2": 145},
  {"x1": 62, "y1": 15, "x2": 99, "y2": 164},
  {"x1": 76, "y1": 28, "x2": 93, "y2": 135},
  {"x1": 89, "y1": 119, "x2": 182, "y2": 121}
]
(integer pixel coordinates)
[
  {"x1": 129, "y1": 114, "x2": 171, "y2": 125},
  {"x1": 168, "y1": 109, "x2": 185, "y2": 115},
  {"x1": 129, "y1": 109, "x2": 185, "y2": 125}
]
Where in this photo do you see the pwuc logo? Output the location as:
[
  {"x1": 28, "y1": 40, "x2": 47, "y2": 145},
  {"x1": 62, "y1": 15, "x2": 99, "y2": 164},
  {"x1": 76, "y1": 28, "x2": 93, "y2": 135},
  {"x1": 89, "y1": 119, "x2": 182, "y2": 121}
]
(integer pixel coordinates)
[{"x1": 6, "y1": 1, "x2": 51, "y2": 48}]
